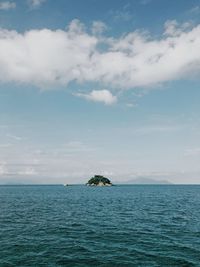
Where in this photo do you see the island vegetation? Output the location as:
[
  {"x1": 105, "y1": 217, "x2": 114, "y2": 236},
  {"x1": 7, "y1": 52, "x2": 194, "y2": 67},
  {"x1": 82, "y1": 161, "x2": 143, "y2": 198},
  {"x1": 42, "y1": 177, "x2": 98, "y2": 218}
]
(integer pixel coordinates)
[{"x1": 86, "y1": 175, "x2": 113, "y2": 186}]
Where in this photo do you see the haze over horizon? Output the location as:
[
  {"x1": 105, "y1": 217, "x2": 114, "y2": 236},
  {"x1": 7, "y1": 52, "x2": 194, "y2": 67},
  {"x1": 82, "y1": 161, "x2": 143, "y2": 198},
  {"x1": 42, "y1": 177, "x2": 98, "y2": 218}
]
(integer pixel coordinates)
[{"x1": 0, "y1": 0, "x2": 200, "y2": 184}]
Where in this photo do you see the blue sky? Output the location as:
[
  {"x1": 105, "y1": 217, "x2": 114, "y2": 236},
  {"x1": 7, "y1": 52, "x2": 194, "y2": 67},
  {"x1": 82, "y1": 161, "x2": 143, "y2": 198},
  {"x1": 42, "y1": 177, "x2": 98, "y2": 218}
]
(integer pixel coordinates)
[{"x1": 0, "y1": 0, "x2": 200, "y2": 184}]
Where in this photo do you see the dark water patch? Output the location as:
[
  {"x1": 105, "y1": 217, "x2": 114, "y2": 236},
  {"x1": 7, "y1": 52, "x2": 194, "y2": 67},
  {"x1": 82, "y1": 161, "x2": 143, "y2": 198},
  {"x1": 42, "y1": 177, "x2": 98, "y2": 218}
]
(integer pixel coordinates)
[{"x1": 1, "y1": 185, "x2": 200, "y2": 266}]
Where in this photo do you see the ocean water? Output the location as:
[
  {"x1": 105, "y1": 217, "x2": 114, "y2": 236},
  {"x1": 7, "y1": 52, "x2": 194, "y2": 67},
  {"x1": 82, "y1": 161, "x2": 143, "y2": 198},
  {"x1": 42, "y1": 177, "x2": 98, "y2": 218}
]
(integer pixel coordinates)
[{"x1": 1, "y1": 185, "x2": 200, "y2": 267}]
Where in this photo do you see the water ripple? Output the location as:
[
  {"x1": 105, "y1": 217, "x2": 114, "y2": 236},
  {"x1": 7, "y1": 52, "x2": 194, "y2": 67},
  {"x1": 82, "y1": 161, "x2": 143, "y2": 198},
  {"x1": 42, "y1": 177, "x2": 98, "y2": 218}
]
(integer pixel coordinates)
[{"x1": 1, "y1": 185, "x2": 200, "y2": 266}]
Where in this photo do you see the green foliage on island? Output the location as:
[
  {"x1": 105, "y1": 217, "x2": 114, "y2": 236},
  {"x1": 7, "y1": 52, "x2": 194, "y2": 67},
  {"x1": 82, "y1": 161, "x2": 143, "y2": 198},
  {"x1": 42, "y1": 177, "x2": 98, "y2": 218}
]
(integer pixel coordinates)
[{"x1": 86, "y1": 175, "x2": 112, "y2": 186}]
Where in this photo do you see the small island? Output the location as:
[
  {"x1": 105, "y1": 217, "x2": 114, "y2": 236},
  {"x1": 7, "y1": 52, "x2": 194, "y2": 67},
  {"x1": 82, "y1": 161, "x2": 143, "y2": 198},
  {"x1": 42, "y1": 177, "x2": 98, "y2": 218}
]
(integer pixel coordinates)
[{"x1": 86, "y1": 175, "x2": 113, "y2": 186}]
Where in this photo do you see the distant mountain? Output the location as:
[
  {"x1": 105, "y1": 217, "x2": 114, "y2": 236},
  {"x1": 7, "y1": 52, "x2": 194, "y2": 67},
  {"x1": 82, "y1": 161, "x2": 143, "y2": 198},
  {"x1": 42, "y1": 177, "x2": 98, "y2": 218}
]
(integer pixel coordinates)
[{"x1": 124, "y1": 177, "x2": 172, "y2": 185}]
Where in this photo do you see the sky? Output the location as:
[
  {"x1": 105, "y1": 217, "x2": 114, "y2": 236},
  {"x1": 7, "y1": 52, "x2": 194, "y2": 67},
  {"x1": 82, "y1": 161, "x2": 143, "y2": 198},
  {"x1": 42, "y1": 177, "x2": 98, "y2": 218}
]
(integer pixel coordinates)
[{"x1": 0, "y1": 0, "x2": 200, "y2": 184}]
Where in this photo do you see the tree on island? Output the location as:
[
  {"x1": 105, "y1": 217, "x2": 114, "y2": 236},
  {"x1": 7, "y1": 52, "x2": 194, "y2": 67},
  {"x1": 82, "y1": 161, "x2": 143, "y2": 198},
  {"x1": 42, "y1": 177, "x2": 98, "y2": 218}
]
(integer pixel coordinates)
[{"x1": 86, "y1": 175, "x2": 112, "y2": 186}]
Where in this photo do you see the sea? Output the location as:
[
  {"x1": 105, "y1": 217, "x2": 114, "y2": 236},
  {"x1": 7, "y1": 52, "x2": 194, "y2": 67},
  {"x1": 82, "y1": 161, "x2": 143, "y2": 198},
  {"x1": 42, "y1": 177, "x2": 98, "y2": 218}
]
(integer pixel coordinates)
[{"x1": 0, "y1": 184, "x2": 200, "y2": 267}]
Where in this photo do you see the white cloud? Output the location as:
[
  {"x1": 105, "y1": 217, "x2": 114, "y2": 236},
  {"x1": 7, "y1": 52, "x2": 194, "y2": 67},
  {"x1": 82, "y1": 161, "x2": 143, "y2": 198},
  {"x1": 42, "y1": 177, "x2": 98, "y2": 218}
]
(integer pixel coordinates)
[
  {"x1": 184, "y1": 148, "x2": 200, "y2": 156},
  {"x1": 18, "y1": 167, "x2": 37, "y2": 176},
  {"x1": 0, "y1": 19, "x2": 200, "y2": 91},
  {"x1": 0, "y1": 161, "x2": 7, "y2": 175},
  {"x1": 92, "y1": 21, "x2": 107, "y2": 35},
  {"x1": 189, "y1": 6, "x2": 200, "y2": 14},
  {"x1": 28, "y1": 0, "x2": 46, "y2": 8},
  {"x1": 112, "y1": 10, "x2": 132, "y2": 22},
  {"x1": 0, "y1": 1, "x2": 16, "y2": 10},
  {"x1": 0, "y1": 143, "x2": 13, "y2": 148},
  {"x1": 133, "y1": 124, "x2": 183, "y2": 135},
  {"x1": 6, "y1": 134, "x2": 22, "y2": 141},
  {"x1": 63, "y1": 141, "x2": 95, "y2": 153},
  {"x1": 140, "y1": 0, "x2": 152, "y2": 5},
  {"x1": 164, "y1": 20, "x2": 192, "y2": 36},
  {"x1": 126, "y1": 103, "x2": 138, "y2": 108},
  {"x1": 110, "y1": 4, "x2": 133, "y2": 22},
  {"x1": 0, "y1": 20, "x2": 97, "y2": 87},
  {"x1": 76, "y1": 90, "x2": 117, "y2": 105}
]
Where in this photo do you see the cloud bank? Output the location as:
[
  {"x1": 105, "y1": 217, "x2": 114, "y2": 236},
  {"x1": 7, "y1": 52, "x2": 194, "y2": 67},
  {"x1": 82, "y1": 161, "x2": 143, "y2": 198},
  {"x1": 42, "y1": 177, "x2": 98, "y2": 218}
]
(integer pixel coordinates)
[{"x1": 0, "y1": 19, "x2": 200, "y2": 91}]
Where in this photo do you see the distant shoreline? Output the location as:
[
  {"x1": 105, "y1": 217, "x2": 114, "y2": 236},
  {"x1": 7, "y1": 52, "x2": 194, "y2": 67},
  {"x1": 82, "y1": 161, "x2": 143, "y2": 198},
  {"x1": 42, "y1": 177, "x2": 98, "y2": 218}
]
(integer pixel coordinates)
[{"x1": 1, "y1": 183, "x2": 200, "y2": 186}]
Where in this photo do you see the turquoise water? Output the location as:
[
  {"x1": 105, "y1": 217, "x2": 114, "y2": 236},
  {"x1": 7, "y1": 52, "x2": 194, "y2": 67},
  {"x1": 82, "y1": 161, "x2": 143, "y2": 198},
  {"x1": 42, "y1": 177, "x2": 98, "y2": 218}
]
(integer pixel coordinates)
[{"x1": 1, "y1": 185, "x2": 200, "y2": 266}]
